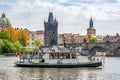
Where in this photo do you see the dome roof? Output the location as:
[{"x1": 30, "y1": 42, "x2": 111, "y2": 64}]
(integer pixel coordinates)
[
  {"x1": 0, "y1": 17, "x2": 11, "y2": 25},
  {"x1": 0, "y1": 12, "x2": 11, "y2": 25}
]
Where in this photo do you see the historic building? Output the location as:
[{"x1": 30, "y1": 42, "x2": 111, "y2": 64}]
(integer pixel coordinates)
[
  {"x1": 44, "y1": 12, "x2": 58, "y2": 47},
  {"x1": 96, "y1": 35, "x2": 104, "y2": 42},
  {"x1": 0, "y1": 12, "x2": 11, "y2": 30},
  {"x1": 58, "y1": 33, "x2": 85, "y2": 45},
  {"x1": 27, "y1": 30, "x2": 44, "y2": 49},
  {"x1": 103, "y1": 33, "x2": 120, "y2": 42},
  {"x1": 87, "y1": 16, "x2": 96, "y2": 37}
]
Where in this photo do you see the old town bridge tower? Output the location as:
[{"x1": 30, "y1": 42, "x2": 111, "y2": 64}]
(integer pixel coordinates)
[
  {"x1": 87, "y1": 16, "x2": 96, "y2": 37},
  {"x1": 44, "y1": 11, "x2": 58, "y2": 47}
]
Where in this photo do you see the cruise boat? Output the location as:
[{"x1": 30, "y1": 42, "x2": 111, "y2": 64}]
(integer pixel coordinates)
[{"x1": 14, "y1": 46, "x2": 102, "y2": 68}]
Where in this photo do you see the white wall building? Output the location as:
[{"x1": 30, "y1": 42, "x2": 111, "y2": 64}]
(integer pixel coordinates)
[{"x1": 27, "y1": 30, "x2": 44, "y2": 49}]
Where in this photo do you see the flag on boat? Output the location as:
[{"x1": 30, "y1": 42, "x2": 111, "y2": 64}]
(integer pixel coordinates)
[{"x1": 15, "y1": 53, "x2": 19, "y2": 57}]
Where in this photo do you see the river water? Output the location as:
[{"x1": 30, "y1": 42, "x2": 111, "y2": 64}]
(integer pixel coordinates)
[{"x1": 0, "y1": 57, "x2": 120, "y2": 80}]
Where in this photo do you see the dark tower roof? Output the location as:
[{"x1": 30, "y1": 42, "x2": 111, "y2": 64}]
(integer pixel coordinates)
[
  {"x1": 48, "y1": 12, "x2": 53, "y2": 23},
  {"x1": 2, "y1": 12, "x2": 6, "y2": 18},
  {"x1": 89, "y1": 16, "x2": 94, "y2": 29},
  {"x1": 116, "y1": 33, "x2": 120, "y2": 37}
]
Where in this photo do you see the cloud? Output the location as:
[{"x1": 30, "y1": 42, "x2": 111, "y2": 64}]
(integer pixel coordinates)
[
  {"x1": 0, "y1": 0, "x2": 120, "y2": 35},
  {"x1": 57, "y1": 0, "x2": 68, "y2": 3}
]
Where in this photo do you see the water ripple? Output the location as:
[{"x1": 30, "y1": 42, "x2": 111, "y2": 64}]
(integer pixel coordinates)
[{"x1": 0, "y1": 57, "x2": 120, "y2": 80}]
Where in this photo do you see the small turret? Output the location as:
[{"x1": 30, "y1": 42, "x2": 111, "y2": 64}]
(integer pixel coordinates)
[
  {"x1": 2, "y1": 12, "x2": 6, "y2": 18},
  {"x1": 116, "y1": 33, "x2": 120, "y2": 37}
]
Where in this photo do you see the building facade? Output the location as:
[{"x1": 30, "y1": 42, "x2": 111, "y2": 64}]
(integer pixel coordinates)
[
  {"x1": 27, "y1": 30, "x2": 44, "y2": 49},
  {"x1": 44, "y1": 12, "x2": 58, "y2": 47},
  {"x1": 103, "y1": 33, "x2": 120, "y2": 42},
  {"x1": 58, "y1": 33, "x2": 85, "y2": 45},
  {"x1": 0, "y1": 12, "x2": 11, "y2": 30},
  {"x1": 96, "y1": 35, "x2": 104, "y2": 42},
  {"x1": 87, "y1": 16, "x2": 96, "y2": 37}
]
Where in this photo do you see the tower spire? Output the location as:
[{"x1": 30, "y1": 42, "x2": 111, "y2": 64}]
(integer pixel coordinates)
[
  {"x1": 48, "y1": 11, "x2": 53, "y2": 23},
  {"x1": 89, "y1": 15, "x2": 93, "y2": 29}
]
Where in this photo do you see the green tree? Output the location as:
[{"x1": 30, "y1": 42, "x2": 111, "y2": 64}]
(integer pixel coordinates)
[
  {"x1": 2, "y1": 39, "x2": 18, "y2": 53},
  {"x1": 2, "y1": 39, "x2": 14, "y2": 53},
  {"x1": 0, "y1": 26, "x2": 30, "y2": 53},
  {"x1": 34, "y1": 39, "x2": 43, "y2": 48},
  {"x1": 14, "y1": 41, "x2": 23, "y2": 53},
  {"x1": 0, "y1": 39, "x2": 4, "y2": 53},
  {"x1": 0, "y1": 30, "x2": 7, "y2": 39},
  {"x1": 89, "y1": 37, "x2": 98, "y2": 42},
  {"x1": 34, "y1": 39, "x2": 43, "y2": 53}
]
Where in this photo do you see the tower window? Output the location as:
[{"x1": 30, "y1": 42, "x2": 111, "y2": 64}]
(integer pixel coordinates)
[{"x1": 32, "y1": 34, "x2": 34, "y2": 36}]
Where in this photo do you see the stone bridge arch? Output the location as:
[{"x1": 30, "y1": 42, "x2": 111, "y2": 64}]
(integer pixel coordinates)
[{"x1": 89, "y1": 46, "x2": 106, "y2": 56}]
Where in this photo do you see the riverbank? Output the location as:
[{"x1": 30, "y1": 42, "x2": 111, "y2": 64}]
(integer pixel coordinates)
[
  {"x1": 0, "y1": 55, "x2": 5, "y2": 58},
  {"x1": 0, "y1": 54, "x2": 15, "y2": 57}
]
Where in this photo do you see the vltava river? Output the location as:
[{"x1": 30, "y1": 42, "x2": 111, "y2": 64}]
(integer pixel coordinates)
[{"x1": 0, "y1": 57, "x2": 120, "y2": 80}]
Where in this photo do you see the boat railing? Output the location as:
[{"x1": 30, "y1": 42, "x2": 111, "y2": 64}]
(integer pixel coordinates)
[
  {"x1": 87, "y1": 56, "x2": 104, "y2": 63},
  {"x1": 19, "y1": 53, "x2": 44, "y2": 63}
]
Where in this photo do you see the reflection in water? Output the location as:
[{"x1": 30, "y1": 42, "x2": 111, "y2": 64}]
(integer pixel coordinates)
[{"x1": 0, "y1": 57, "x2": 120, "y2": 80}]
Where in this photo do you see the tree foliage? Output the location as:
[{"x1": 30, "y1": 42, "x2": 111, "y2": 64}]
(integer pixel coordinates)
[
  {"x1": 89, "y1": 37, "x2": 98, "y2": 42},
  {"x1": 0, "y1": 39, "x2": 23, "y2": 54},
  {"x1": 0, "y1": 39, "x2": 4, "y2": 53},
  {"x1": 34, "y1": 39, "x2": 43, "y2": 48},
  {"x1": 86, "y1": 35, "x2": 98, "y2": 42},
  {"x1": 34, "y1": 39, "x2": 43, "y2": 53},
  {"x1": 6, "y1": 26, "x2": 30, "y2": 46},
  {"x1": 18, "y1": 29, "x2": 30, "y2": 46},
  {"x1": 0, "y1": 26, "x2": 30, "y2": 54},
  {"x1": 2, "y1": 39, "x2": 15, "y2": 53},
  {"x1": 6, "y1": 26, "x2": 18, "y2": 42},
  {"x1": 86, "y1": 35, "x2": 91, "y2": 42},
  {"x1": 0, "y1": 30, "x2": 8, "y2": 39},
  {"x1": 14, "y1": 41, "x2": 23, "y2": 53}
]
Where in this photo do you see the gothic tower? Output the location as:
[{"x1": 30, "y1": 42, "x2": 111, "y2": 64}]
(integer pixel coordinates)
[
  {"x1": 87, "y1": 16, "x2": 96, "y2": 37},
  {"x1": 44, "y1": 11, "x2": 58, "y2": 47}
]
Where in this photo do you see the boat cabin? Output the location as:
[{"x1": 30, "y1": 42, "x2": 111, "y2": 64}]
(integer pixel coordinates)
[{"x1": 49, "y1": 52, "x2": 70, "y2": 59}]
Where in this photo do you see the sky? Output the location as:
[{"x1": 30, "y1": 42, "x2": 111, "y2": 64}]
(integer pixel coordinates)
[{"x1": 0, "y1": 0, "x2": 120, "y2": 36}]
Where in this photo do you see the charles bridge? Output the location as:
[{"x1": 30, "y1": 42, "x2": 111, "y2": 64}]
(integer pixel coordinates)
[{"x1": 65, "y1": 41, "x2": 120, "y2": 56}]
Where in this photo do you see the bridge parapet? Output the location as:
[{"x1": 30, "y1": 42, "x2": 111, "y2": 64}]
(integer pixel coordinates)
[{"x1": 65, "y1": 41, "x2": 120, "y2": 56}]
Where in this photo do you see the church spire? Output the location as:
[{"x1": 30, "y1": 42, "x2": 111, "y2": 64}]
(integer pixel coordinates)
[
  {"x1": 89, "y1": 16, "x2": 93, "y2": 29},
  {"x1": 48, "y1": 11, "x2": 53, "y2": 23},
  {"x1": 87, "y1": 15, "x2": 96, "y2": 37}
]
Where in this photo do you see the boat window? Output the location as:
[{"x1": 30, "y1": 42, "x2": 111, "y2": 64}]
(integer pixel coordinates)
[
  {"x1": 55, "y1": 53, "x2": 59, "y2": 59},
  {"x1": 71, "y1": 54, "x2": 76, "y2": 59},
  {"x1": 66, "y1": 53, "x2": 70, "y2": 59},
  {"x1": 59, "y1": 53, "x2": 64, "y2": 59},
  {"x1": 49, "y1": 53, "x2": 54, "y2": 59}
]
